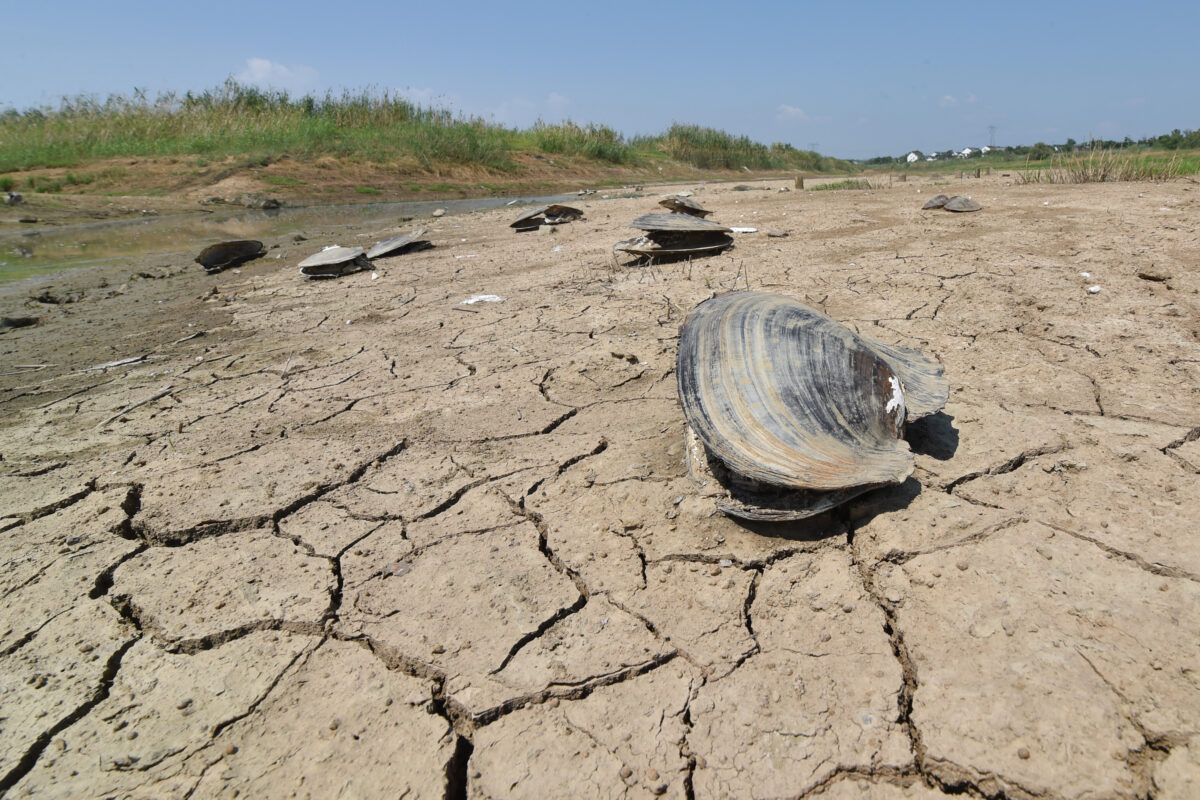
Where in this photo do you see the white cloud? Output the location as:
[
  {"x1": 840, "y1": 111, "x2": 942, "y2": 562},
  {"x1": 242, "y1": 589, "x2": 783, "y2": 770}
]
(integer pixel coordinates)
[
  {"x1": 490, "y1": 96, "x2": 537, "y2": 125},
  {"x1": 235, "y1": 58, "x2": 318, "y2": 91},
  {"x1": 776, "y1": 104, "x2": 810, "y2": 121},
  {"x1": 939, "y1": 95, "x2": 959, "y2": 108},
  {"x1": 396, "y1": 86, "x2": 461, "y2": 110}
]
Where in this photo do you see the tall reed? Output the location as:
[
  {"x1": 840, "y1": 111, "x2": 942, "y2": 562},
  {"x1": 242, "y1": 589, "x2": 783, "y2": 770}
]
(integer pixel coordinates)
[{"x1": 1016, "y1": 147, "x2": 1189, "y2": 184}]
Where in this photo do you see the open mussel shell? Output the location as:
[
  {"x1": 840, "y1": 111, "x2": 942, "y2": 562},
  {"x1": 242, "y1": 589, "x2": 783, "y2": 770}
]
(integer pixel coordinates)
[
  {"x1": 511, "y1": 204, "x2": 584, "y2": 231},
  {"x1": 367, "y1": 227, "x2": 431, "y2": 259},
  {"x1": 676, "y1": 291, "x2": 949, "y2": 520},
  {"x1": 943, "y1": 196, "x2": 981, "y2": 212},
  {"x1": 195, "y1": 240, "x2": 266, "y2": 272},
  {"x1": 658, "y1": 197, "x2": 712, "y2": 217},
  {"x1": 298, "y1": 246, "x2": 369, "y2": 278},
  {"x1": 614, "y1": 232, "x2": 733, "y2": 260},
  {"x1": 631, "y1": 213, "x2": 731, "y2": 233},
  {"x1": 921, "y1": 194, "x2": 950, "y2": 210}
]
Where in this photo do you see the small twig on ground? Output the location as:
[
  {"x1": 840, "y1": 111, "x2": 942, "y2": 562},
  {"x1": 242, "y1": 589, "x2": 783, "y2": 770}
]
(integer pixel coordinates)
[
  {"x1": 81, "y1": 355, "x2": 150, "y2": 372},
  {"x1": 172, "y1": 330, "x2": 205, "y2": 344},
  {"x1": 97, "y1": 386, "x2": 174, "y2": 428},
  {"x1": 1, "y1": 364, "x2": 54, "y2": 375},
  {"x1": 453, "y1": 306, "x2": 480, "y2": 313}
]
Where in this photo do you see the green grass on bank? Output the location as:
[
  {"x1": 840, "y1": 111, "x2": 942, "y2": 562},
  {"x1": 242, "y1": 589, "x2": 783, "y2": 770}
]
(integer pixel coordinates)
[
  {"x1": 0, "y1": 81, "x2": 855, "y2": 176},
  {"x1": 1013, "y1": 148, "x2": 1198, "y2": 184}
]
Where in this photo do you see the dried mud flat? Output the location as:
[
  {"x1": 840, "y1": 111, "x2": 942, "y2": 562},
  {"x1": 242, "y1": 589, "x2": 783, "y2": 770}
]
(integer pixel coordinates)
[{"x1": 1, "y1": 175, "x2": 1199, "y2": 800}]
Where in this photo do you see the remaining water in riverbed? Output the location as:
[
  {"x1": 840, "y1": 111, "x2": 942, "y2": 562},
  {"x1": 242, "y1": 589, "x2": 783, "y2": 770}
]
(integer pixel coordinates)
[{"x1": 0, "y1": 192, "x2": 588, "y2": 282}]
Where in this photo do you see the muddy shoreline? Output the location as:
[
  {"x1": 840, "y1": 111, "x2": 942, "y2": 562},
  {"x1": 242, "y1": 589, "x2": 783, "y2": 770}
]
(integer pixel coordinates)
[{"x1": 2, "y1": 175, "x2": 1199, "y2": 798}]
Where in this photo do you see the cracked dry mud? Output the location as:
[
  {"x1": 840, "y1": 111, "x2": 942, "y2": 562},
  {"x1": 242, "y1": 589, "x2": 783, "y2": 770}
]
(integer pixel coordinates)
[{"x1": 1, "y1": 175, "x2": 1198, "y2": 799}]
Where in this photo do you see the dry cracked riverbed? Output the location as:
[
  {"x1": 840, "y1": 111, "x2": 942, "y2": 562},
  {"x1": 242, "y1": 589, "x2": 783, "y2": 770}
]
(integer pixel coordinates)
[{"x1": 1, "y1": 176, "x2": 1199, "y2": 799}]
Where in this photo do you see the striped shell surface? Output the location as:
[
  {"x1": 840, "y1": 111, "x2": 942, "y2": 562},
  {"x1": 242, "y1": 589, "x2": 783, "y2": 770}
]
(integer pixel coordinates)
[
  {"x1": 630, "y1": 213, "x2": 731, "y2": 233},
  {"x1": 677, "y1": 292, "x2": 948, "y2": 518},
  {"x1": 298, "y1": 246, "x2": 366, "y2": 267}
]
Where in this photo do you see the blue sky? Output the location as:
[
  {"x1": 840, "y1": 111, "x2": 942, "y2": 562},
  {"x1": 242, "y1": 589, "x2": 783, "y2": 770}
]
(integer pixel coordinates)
[{"x1": 3, "y1": 0, "x2": 1197, "y2": 160}]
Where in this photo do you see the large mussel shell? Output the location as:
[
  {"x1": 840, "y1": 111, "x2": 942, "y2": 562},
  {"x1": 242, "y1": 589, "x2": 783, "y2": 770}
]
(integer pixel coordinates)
[
  {"x1": 195, "y1": 240, "x2": 266, "y2": 272},
  {"x1": 676, "y1": 291, "x2": 948, "y2": 519},
  {"x1": 631, "y1": 213, "x2": 731, "y2": 233},
  {"x1": 511, "y1": 204, "x2": 584, "y2": 231},
  {"x1": 658, "y1": 197, "x2": 712, "y2": 217},
  {"x1": 366, "y1": 227, "x2": 432, "y2": 259},
  {"x1": 943, "y1": 196, "x2": 981, "y2": 212},
  {"x1": 298, "y1": 245, "x2": 369, "y2": 278}
]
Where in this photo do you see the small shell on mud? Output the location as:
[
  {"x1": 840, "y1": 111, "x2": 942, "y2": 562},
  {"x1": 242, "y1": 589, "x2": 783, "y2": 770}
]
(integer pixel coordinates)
[
  {"x1": 921, "y1": 194, "x2": 950, "y2": 210},
  {"x1": 511, "y1": 204, "x2": 584, "y2": 231},
  {"x1": 298, "y1": 245, "x2": 369, "y2": 278},
  {"x1": 658, "y1": 196, "x2": 712, "y2": 217},
  {"x1": 195, "y1": 240, "x2": 266, "y2": 273},
  {"x1": 943, "y1": 196, "x2": 982, "y2": 212},
  {"x1": 676, "y1": 291, "x2": 949, "y2": 520},
  {"x1": 366, "y1": 227, "x2": 432, "y2": 260}
]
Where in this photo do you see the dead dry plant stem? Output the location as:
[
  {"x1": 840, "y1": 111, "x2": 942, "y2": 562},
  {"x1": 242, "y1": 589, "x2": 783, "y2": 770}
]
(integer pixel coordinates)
[{"x1": 97, "y1": 386, "x2": 174, "y2": 428}]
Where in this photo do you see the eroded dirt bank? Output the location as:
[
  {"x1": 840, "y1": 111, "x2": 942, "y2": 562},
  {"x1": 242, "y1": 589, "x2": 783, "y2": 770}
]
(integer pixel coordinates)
[{"x1": 1, "y1": 176, "x2": 1199, "y2": 799}]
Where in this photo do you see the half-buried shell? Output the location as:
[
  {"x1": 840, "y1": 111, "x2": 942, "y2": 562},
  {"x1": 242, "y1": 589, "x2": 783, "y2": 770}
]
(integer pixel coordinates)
[
  {"x1": 195, "y1": 240, "x2": 266, "y2": 273},
  {"x1": 921, "y1": 194, "x2": 950, "y2": 210},
  {"x1": 298, "y1": 246, "x2": 369, "y2": 278},
  {"x1": 676, "y1": 291, "x2": 949, "y2": 520},
  {"x1": 943, "y1": 196, "x2": 982, "y2": 212},
  {"x1": 366, "y1": 227, "x2": 432, "y2": 259}
]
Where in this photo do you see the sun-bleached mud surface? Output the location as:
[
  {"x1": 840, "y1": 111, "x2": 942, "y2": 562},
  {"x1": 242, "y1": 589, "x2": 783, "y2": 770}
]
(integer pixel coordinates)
[{"x1": 1, "y1": 175, "x2": 1199, "y2": 799}]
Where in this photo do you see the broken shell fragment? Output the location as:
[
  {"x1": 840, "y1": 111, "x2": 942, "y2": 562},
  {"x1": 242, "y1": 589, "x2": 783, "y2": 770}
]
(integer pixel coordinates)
[
  {"x1": 943, "y1": 196, "x2": 982, "y2": 212},
  {"x1": 658, "y1": 196, "x2": 712, "y2": 217},
  {"x1": 195, "y1": 240, "x2": 266, "y2": 273},
  {"x1": 366, "y1": 227, "x2": 432, "y2": 259},
  {"x1": 676, "y1": 291, "x2": 949, "y2": 520},
  {"x1": 511, "y1": 204, "x2": 584, "y2": 231},
  {"x1": 298, "y1": 246, "x2": 369, "y2": 279}
]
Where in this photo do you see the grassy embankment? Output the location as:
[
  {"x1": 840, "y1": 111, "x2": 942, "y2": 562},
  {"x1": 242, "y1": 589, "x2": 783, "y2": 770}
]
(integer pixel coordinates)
[{"x1": 0, "y1": 82, "x2": 854, "y2": 201}]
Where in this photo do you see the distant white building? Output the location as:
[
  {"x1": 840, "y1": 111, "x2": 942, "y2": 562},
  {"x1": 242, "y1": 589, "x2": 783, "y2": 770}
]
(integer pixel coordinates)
[
  {"x1": 906, "y1": 151, "x2": 923, "y2": 163},
  {"x1": 981, "y1": 145, "x2": 998, "y2": 153}
]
